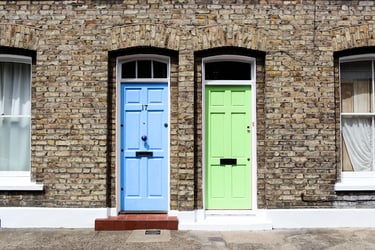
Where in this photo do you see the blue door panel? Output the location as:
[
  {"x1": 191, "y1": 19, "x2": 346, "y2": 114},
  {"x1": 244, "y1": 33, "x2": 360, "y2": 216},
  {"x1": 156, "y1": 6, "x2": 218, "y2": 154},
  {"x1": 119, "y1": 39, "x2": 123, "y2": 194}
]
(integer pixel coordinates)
[
  {"x1": 125, "y1": 158, "x2": 141, "y2": 196},
  {"x1": 148, "y1": 111, "x2": 164, "y2": 150},
  {"x1": 148, "y1": 87, "x2": 164, "y2": 103},
  {"x1": 148, "y1": 158, "x2": 163, "y2": 196},
  {"x1": 120, "y1": 82, "x2": 168, "y2": 211},
  {"x1": 125, "y1": 88, "x2": 142, "y2": 104},
  {"x1": 125, "y1": 112, "x2": 141, "y2": 150}
]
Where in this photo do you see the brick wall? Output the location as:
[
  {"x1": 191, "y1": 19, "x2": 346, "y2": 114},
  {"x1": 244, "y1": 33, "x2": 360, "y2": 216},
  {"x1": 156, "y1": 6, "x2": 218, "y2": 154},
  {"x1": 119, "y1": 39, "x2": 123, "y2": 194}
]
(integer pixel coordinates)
[{"x1": 1, "y1": 0, "x2": 375, "y2": 209}]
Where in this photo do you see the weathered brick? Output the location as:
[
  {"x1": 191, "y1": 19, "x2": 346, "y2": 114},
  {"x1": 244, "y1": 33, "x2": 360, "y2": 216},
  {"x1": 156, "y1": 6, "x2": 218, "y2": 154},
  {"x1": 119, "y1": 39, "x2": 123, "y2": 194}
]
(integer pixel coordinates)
[{"x1": 0, "y1": 0, "x2": 374, "y2": 210}]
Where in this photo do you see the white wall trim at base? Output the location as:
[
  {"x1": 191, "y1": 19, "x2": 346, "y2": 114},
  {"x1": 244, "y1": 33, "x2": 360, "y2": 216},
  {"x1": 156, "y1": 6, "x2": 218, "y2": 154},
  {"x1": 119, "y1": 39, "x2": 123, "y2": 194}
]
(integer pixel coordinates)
[
  {"x1": 2, "y1": 208, "x2": 375, "y2": 229},
  {"x1": 176, "y1": 209, "x2": 375, "y2": 231},
  {"x1": 177, "y1": 209, "x2": 272, "y2": 231},
  {"x1": 0, "y1": 207, "x2": 117, "y2": 228},
  {"x1": 267, "y1": 209, "x2": 375, "y2": 229}
]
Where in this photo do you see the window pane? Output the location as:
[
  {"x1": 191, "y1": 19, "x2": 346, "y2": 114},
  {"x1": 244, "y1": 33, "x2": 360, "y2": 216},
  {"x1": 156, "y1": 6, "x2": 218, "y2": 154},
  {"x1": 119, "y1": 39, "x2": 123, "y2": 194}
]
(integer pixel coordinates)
[
  {"x1": 205, "y1": 61, "x2": 251, "y2": 80},
  {"x1": 0, "y1": 117, "x2": 30, "y2": 171},
  {"x1": 122, "y1": 61, "x2": 136, "y2": 78},
  {"x1": 153, "y1": 61, "x2": 167, "y2": 78},
  {"x1": 0, "y1": 62, "x2": 31, "y2": 115},
  {"x1": 342, "y1": 117, "x2": 373, "y2": 172},
  {"x1": 137, "y1": 60, "x2": 152, "y2": 78},
  {"x1": 340, "y1": 61, "x2": 372, "y2": 113},
  {"x1": 341, "y1": 61, "x2": 372, "y2": 80},
  {"x1": 341, "y1": 82, "x2": 354, "y2": 113}
]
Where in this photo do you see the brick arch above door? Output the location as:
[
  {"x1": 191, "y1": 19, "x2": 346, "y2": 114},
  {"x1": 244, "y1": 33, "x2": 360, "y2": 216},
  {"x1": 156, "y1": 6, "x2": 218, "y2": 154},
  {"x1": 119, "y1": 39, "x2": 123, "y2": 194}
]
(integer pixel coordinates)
[
  {"x1": 0, "y1": 24, "x2": 39, "y2": 50},
  {"x1": 107, "y1": 24, "x2": 180, "y2": 52},
  {"x1": 107, "y1": 23, "x2": 269, "y2": 53},
  {"x1": 192, "y1": 25, "x2": 268, "y2": 52}
]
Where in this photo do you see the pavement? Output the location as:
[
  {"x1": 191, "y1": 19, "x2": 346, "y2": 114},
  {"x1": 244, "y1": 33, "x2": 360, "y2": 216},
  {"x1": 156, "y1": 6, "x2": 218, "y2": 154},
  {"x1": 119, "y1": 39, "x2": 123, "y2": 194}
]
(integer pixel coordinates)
[{"x1": 1, "y1": 228, "x2": 375, "y2": 250}]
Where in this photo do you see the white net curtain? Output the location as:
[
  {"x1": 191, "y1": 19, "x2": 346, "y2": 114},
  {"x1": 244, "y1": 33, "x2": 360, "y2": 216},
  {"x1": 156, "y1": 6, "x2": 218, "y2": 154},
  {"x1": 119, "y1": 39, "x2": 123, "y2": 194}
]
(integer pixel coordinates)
[
  {"x1": 342, "y1": 118, "x2": 373, "y2": 171},
  {"x1": 0, "y1": 61, "x2": 31, "y2": 171}
]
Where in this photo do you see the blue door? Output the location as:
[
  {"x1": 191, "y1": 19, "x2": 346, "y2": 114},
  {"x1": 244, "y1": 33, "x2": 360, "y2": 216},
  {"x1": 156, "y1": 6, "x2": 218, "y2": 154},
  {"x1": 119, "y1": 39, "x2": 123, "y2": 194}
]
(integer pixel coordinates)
[{"x1": 120, "y1": 82, "x2": 168, "y2": 211}]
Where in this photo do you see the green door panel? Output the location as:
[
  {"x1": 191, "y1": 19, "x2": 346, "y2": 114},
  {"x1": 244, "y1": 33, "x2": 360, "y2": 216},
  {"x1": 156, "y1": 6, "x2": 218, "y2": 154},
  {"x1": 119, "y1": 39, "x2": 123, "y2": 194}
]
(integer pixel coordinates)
[{"x1": 205, "y1": 85, "x2": 252, "y2": 209}]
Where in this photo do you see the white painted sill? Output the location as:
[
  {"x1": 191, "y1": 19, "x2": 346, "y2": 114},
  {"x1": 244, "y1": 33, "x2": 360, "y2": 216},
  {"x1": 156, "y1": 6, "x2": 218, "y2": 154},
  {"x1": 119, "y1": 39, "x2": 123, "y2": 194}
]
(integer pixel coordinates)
[
  {"x1": 0, "y1": 183, "x2": 44, "y2": 191},
  {"x1": 335, "y1": 172, "x2": 375, "y2": 191},
  {"x1": 0, "y1": 172, "x2": 44, "y2": 191},
  {"x1": 335, "y1": 182, "x2": 375, "y2": 191}
]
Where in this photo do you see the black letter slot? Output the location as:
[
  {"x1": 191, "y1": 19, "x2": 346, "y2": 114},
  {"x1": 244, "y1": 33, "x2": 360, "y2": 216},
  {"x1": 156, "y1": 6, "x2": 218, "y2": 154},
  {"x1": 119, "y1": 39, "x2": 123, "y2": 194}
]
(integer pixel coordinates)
[
  {"x1": 136, "y1": 151, "x2": 153, "y2": 157},
  {"x1": 220, "y1": 158, "x2": 237, "y2": 165}
]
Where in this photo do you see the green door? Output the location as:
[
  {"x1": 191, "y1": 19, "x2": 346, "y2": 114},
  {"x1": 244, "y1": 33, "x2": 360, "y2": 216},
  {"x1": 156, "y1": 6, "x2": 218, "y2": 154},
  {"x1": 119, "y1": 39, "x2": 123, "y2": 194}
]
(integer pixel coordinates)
[{"x1": 205, "y1": 85, "x2": 252, "y2": 209}]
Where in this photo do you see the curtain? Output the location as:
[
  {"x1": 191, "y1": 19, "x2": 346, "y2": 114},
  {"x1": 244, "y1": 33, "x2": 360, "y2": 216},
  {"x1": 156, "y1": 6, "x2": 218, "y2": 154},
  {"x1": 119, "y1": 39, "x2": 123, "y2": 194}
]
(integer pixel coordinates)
[
  {"x1": 342, "y1": 118, "x2": 373, "y2": 171},
  {"x1": 0, "y1": 62, "x2": 31, "y2": 171}
]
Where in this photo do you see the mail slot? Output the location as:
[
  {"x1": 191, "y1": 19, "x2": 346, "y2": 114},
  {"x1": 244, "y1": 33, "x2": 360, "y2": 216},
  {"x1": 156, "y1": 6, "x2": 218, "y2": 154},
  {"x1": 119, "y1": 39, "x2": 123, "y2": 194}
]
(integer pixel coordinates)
[
  {"x1": 220, "y1": 158, "x2": 237, "y2": 165},
  {"x1": 136, "y1": 151, "x2": 153, "y2": 157}
]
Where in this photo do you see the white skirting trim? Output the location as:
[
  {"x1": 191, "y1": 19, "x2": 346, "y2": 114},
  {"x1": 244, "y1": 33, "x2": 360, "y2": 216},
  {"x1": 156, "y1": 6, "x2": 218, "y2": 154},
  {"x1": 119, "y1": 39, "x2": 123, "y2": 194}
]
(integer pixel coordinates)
[
  {"x1": 267, "y1": 209, "x2": 375, "y2": 229},
  {"x1": 2, "y1": 208, "x2": 375, "y2": 229},
  {"x1": 176, "y1": 209, "x2": 272, "y2": 231},
  {"x1": 0, "y1": 207, "x2": 117, "y2": 228},
  {"x1": 176, "y1": 209, "x2": 375, "y2": 231}
]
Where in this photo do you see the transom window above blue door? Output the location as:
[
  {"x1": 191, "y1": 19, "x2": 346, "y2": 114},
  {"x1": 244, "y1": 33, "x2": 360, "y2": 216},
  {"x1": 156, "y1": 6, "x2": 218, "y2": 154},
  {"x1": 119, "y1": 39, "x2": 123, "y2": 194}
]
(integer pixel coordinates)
[{"x1": 121, "y1": 60, "x2": 168, "y2": 79}]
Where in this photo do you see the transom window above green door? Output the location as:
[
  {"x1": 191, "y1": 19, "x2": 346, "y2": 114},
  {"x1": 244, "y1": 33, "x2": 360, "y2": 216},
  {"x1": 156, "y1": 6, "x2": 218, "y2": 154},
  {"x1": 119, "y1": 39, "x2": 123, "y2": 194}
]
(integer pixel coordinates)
[
  {"x1": 205, "y1": 61, "x2": 251, "y2": 80},
  {"x1": 121, "y1": 60, "x2": 168, "y2": 79},
  {"x1": 203, "y1": 55, "x2": 255, "y2": 85}
]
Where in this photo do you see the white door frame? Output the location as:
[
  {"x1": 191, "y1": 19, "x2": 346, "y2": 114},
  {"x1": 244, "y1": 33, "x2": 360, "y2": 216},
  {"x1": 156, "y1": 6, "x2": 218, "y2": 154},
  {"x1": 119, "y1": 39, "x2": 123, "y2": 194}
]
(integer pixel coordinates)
[
  {"x1": 202, "y1": 55, "x2": 258, "y2": 213},
  {"x1": 115, "y1": 54, "x2": 171, "y2": 213}
]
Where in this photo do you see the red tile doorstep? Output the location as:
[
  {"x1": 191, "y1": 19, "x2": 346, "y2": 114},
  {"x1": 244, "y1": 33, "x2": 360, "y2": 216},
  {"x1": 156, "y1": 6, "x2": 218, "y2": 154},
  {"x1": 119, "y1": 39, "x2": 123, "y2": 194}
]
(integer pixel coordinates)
[{"x1": 94, "y1": 214, "x2": 179, "y2": 231}]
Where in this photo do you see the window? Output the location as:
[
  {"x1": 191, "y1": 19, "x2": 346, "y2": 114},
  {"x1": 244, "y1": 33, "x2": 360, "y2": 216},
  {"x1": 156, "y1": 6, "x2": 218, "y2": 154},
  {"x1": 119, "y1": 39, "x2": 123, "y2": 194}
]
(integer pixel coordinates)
[
  {"x1": 121, "y1": 59, "x2": 167, "y2": 79},
  {"x1": 202, "y1": 55, "x2": 255, "y2": 85},
  {"x1": 336, "y1": 55, "x2": 375, "y2": 190},
  {"x1": 0, "y1": 55, "x2": 42, "y2": 190},
  {"x1": 205, "y1": 61, "x2": 251, "y2": 80}
]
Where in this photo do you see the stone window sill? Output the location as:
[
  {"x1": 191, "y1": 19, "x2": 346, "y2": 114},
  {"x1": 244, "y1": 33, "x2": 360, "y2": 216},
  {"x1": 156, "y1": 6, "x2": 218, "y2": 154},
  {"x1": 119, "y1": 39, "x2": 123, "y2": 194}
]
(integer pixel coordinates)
[
  {"x1": 335, "y1": 172, "x2": 375, "y2": 191},
  {"x1": 0, "y1": 172, "x2": 44, "y2": 191},
  {"x1": 0, "y1": 182, "x2": 44, "y2": 191},
  {"x1": 335, "y1": 182, "x2": 375, "y2": 191}
]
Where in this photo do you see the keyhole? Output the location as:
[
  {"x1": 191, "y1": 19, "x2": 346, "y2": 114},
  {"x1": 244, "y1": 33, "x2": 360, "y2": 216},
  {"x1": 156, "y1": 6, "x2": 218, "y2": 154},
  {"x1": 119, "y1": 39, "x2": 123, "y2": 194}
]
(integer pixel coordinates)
[{"x1": 141, "y1": 135, "x2": 147, "y2": 141}]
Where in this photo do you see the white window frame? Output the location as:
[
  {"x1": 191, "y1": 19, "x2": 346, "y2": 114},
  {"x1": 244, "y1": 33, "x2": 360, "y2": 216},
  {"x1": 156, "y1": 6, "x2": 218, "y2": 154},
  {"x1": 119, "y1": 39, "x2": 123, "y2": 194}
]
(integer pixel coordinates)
[
  {"x1": 335, "y1": 54, "x2": 375, "y2": 191},
  {"x1": 202, "y1": 55, "x2": 258, "y2": 212},
  {"x1": 0, "y1": 54, "x2": 43, "y2": 191}
]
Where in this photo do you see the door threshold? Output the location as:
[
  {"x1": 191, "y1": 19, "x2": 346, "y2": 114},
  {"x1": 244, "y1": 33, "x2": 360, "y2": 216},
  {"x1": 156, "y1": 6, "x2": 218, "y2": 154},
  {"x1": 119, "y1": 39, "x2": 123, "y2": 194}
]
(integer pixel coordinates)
[
  {"x1": 119, "y1": 211, "x2": 168, "y2": 214},
  {"x1": 205, "y1": 210, "x2": 256, "y2": 216}
]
